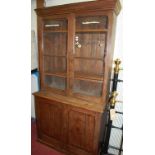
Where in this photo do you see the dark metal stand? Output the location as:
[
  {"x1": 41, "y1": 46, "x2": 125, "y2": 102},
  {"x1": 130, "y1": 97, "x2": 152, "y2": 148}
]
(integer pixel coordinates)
[{"x1": 100, "y1": 59, "x2": 123, "y2": 155}]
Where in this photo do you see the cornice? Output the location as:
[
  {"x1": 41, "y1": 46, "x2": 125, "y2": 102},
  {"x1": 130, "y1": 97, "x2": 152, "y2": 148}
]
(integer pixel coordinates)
[{"x1": 35, "y1": 0, "x2": 121, "y2": 17}]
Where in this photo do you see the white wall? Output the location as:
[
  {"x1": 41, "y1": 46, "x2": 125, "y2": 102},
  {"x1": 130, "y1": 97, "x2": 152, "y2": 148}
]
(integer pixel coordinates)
[
  {"x1": 31, "y1": 0, "x2": 38, "y2": 70},
  {"x1": 31, "y1": 0, "x2": 37, "y2": 34}
]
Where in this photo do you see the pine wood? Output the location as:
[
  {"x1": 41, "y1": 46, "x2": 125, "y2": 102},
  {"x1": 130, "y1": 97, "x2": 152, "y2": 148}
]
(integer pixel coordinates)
[{"x1": 34, "y1": 0, "x2": 121, "y2": 155}]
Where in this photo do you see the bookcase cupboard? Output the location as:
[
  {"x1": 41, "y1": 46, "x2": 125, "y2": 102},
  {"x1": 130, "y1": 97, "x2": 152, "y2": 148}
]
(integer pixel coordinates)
[{"x1": 33, "y1": 0, "x2": 121, "y2": 155}]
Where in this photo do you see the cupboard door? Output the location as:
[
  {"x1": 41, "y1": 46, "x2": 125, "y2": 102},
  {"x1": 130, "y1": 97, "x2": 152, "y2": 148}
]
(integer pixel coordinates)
[
  {"x1": 37, "y1": 100, "x2": 51, "y2": 136},
  {"x1": 68, "y1": 109, "x2": 95, "y2": 152},
  {"x1": 36, "y1": 98, "x2": 64, "y2": 141},
  {"x1": 42, "y1": 18, "x2": 68, "y2": 92}
]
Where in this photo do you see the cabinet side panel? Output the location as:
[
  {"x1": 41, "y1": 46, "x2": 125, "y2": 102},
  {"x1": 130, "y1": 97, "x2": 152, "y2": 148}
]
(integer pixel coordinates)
[{"x1": 102, "y1": 13, "x2": 117, "y2": 104}]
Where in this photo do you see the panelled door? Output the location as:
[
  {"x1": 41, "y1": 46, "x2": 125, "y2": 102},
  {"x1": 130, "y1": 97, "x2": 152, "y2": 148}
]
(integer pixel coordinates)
[
  {"x1": 68, "y1": 109, "x2": 96, "y2": 152},
  {"x1": 36, "y1": 98, "x2": 64, "y2": 141}
]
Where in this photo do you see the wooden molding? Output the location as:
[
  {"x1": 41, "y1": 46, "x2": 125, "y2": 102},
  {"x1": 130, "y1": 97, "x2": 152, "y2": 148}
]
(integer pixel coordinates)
[{"x1": 35, "y1": 0, "x2": 121, "y2": 16}]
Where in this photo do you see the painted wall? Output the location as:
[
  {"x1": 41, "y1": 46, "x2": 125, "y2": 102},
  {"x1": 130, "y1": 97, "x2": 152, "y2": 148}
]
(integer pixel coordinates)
[{"x1": 31, "y1": 0, "x2": 37, "y2": 35}]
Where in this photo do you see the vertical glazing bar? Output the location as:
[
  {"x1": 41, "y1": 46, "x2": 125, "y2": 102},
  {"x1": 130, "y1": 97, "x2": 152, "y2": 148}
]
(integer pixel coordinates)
[{"x1": 67, "y1": 14, "x2": 75, "y2": 96}]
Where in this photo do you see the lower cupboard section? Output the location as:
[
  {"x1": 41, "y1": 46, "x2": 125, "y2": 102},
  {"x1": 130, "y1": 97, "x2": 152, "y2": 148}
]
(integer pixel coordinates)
[{"x1": 35, "y1": 96, "x2": 104, "y2": 155}]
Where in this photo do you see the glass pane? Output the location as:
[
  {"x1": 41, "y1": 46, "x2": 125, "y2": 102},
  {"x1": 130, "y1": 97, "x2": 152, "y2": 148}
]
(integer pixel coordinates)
[
  {"x1": 43, "y1": 56, "x2": 66, "y2": 73},
  {"x1": 44, "y1": 75, "x2": 66, "y2": 90},
  {"x1": 44, "y1": 19, "x2": 67, "y2": 31},
  {"x1": 73, "y1": 79, "x2": 102, "y2": 97},
  {"x1": 43, "y1": 32, "x2": 67, "y2": 56},
  {"x1": 76, "y1": 16, "x2": 108, "y2": 30},
  {"x1": 74, "y1": 59, "x2": 103, "y2": 75},
  {"x1": 75, "y1": 32, "x2": 106, "y2": 58}
]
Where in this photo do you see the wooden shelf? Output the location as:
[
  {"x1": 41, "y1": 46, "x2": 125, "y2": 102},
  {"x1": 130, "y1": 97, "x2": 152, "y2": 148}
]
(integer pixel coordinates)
[
  {"x1": 44, "y1": 29, "x2": 107, "y2": 33},
  {"x1": 44, "y1": 29, "x2": 67, "y2": 33},
  {"x1": 44, "y1": 54, "x2": 66, "y2": 57},
  {"x1": 74, "y1": 56, "x2": 103, "y2": 61},
  {"x1": 74, "y1": 72, "x2": 103, "y2": 83},
  {"x1": 76, "y1": 29, "x2": 108, "y2": 33},
  {"x1": 44, "y1": 72, "x2": 67, "y2": 78}
]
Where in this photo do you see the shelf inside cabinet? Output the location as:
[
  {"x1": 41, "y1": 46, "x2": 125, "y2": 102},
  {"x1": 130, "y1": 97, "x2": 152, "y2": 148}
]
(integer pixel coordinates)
[
  {"x1": 74, "y1": 56, "x2": 103, "y2": 61},
  {"x1": 44, "y1": 30, "x2": 67, "y2": 33},
  {"x1": 76, "y1": 29, "x2": 108, "y2": 33},
  {"x1": 74, "y1": 72, "x2": 103, "y2": 83},
  {"x1": 44, "y1": 71, "x2": 67, "y2": 78},
  {"x1": 43, "y1": 54, "x2": 66, "y2": 57},
  {"x1": 44, "y1": 29, "x2": 108, "y2": 33}
]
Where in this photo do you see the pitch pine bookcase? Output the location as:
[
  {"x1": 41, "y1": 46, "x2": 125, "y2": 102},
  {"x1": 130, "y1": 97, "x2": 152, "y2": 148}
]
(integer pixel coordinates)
[{"x1": 33, "y1": 0, "x2": 121, "y2": 155}]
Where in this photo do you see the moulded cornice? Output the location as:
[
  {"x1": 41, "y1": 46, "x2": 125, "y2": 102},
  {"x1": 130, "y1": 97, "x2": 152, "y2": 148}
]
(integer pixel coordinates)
[{"x1": 35, "y1": 0, "x2": 121, "y2": 17}]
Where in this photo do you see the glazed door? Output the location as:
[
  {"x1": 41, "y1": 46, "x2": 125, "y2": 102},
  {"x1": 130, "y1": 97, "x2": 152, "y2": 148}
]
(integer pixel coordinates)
[
  {"x1": 42, "y1": 17, "x2": 68, "y2": 94},
  {"x1": 73, "y1": 15, "x2": 108, "y2": 103}
]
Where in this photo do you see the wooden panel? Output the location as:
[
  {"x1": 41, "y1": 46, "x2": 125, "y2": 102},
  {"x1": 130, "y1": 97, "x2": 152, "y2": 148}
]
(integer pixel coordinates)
[
  {"x1": 36, "y1": 98, "x2": 64, "y2": 141},
  {"x1": 43, "y1": 32, "x2": 67, "y2": 56},
  {"x1": 44, "y1": 19, "x2": 67, "y2": 31},
  {"x1": 75, "y1": 72, "x2": 103, "y2": 82},
  {"x1": 49, "y1": 104, "x2": 63, "y2": 140},
  {"x1": 76, "y1": 16, "x2": 108, "y2": 30},
  {"x1": 34, "y1": 91, "x2": 105, "y2": 112},
  {"x1": 74, "y1": 32, "x2": 106, "y2": 58},
  {"x1": 74, "y1": 32, "x2": 106, "y2": 85},
  {"x1": 85, "y1": 115, "x2": 95, "y2": 152},
  {"x1": 35, "y1": 95, "x2": 104, "y2": 155},
  {"x1": 74, "y1": 59, "x2": 104, "y2": 75},
  {"x1": 102, "y1": 12, "x2": 117, "y2": 104},
  {"x1": 35, "y1": 0, "x2": 121, "y2": 16},
  {"x1": 37, "y1": 101, "x2": 50, "y2": 136},
  {"x1": 37, "y1": 17, "x2": 44, "y2": 89},
  {"x1": 68, "y1": 110, "x2": 86, "y2": 149},
  {"x1": 68, "y1": 110, "x2": 95, "y2": 152},
  {"x1": 67, "y1": 14, "x2": 75, "y2": 95},
  {"x1": 43, "y1": 56, "x2": 66, "y2": 73}
]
